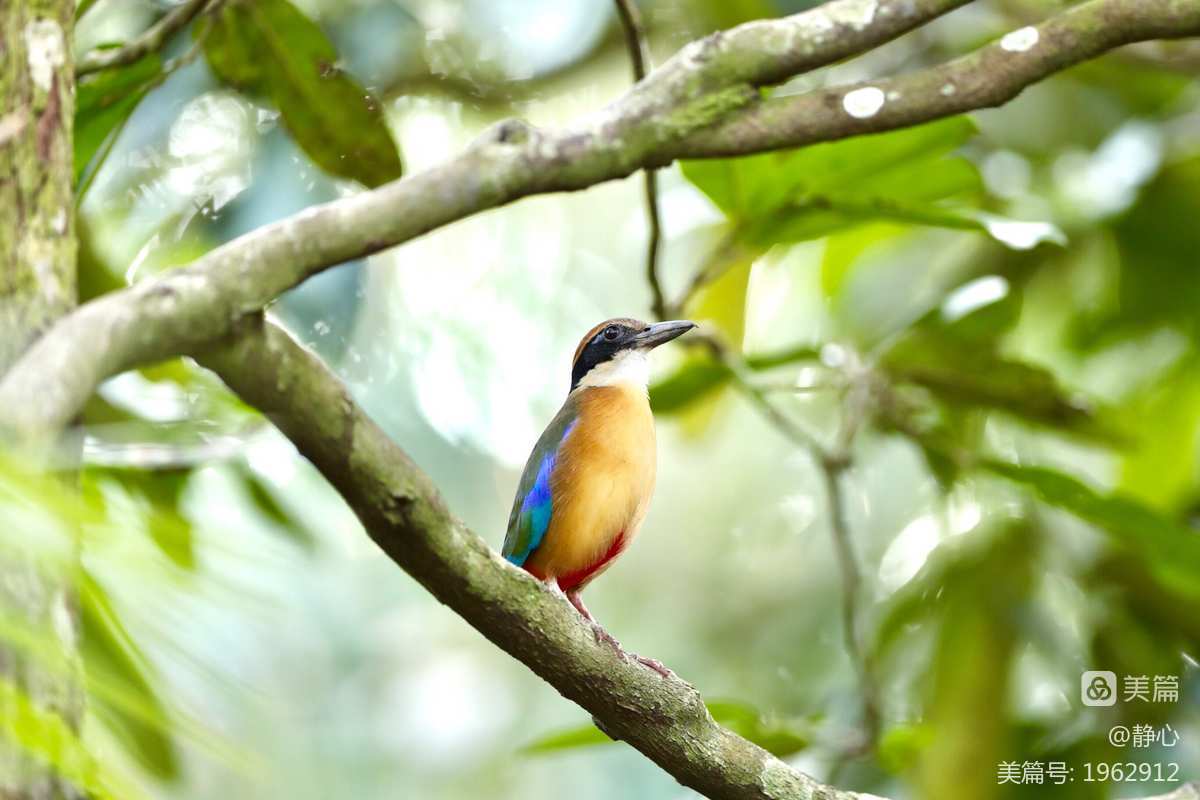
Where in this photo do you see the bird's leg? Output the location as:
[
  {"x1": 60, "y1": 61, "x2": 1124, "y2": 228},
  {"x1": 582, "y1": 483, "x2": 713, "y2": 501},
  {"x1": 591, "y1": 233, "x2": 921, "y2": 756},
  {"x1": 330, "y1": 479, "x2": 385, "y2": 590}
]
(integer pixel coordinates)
[
  {"x1": 566, "y1": 588, "x2": 622, "y2": 649},
  {"x1": 566, "y1": 588, "x2": 674, "y2": 677},
  {"x1": 565, "y1": 588, "x2": 595, "y2": 623}
]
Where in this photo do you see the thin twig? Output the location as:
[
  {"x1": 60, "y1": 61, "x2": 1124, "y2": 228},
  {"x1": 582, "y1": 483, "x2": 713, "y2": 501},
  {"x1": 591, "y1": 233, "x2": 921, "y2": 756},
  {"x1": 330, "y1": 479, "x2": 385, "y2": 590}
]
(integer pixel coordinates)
[
  {"x1": 612, "y1": 0, "x2": 667, "y2": 320},
  {"x1": 76, "y1": 0, "x2": 212, "y2": 77},
  {"x1": 701, "y1": 331, "x2": 882, "y2": 751}
]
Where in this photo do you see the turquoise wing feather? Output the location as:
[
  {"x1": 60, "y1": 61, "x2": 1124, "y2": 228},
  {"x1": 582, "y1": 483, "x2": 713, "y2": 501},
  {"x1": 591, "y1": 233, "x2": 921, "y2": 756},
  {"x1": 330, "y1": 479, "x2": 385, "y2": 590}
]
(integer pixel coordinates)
[{"x1": 503, "y1": 400, "x2": 579, "y2": 567}]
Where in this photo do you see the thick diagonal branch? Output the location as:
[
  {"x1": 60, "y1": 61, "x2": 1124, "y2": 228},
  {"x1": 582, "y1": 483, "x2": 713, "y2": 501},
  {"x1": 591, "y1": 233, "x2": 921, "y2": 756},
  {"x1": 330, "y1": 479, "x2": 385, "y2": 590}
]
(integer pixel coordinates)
[
  {"x1": 201, "y1": 317, "x2": 1200, "y2": 800},
  {"x1": 4, "y1": 0, "x2": 1200, "y2": 440},
  {"x1": 198, "y1": 316, "x2": 858, "y2": 800}
]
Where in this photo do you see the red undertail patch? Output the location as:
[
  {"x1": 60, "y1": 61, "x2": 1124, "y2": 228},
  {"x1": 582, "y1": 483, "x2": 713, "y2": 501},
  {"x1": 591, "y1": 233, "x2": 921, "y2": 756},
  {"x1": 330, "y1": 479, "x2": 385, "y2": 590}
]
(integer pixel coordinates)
[{"x1": 556, "y1": 531, "x2": 627, "y2": 592}]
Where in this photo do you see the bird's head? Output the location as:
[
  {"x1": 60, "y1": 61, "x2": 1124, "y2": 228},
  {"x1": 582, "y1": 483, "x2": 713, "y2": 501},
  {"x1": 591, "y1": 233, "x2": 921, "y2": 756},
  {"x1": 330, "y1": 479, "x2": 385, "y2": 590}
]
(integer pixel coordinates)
[{"x1": 570, "y1": 318, "x2": 696, "y2": 392}]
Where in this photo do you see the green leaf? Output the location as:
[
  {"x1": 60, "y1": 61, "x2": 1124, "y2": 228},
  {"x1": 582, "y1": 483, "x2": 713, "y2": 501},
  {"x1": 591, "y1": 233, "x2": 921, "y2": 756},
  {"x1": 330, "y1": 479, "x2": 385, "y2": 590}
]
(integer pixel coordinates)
[
  {"x1": 236, "y1": 463, "x2": 318, "y2": 550},
  {"x1": 649, "y1": 344, "x2": 821, "y2": 415},
  {"x1": 1073, "y1": 156, "x2": 1200, "y2": 349},
  {"x1": 680, "y1": 117, "x2": 995, "y2": 263},
  {"x1": 880, "y1": 329, "x2": 1117, "y2": 443},
  {"x1": 83, "y1": 468, "x2": 196, "y2": 570},
  {"x1": 520, "y1": 722, "x2": 612, "y2": 753},
  {"x1": 820, "y1": 222, "x2": 906, "y2": 298},
  {"x1": 917, "y1": 523, "x2": 1033, "y2": 800},
  {"x1": 682, "y1": 117, "x2": 980, "y2": 220},
  {"x1": 522, "y1": 700, "x2": 810, "y2": 757},
  {"x1": 202, "y1": 0, "x2": 403, "y2": 187},
  {"x1": 74, "y1": 54, "x2": 163, "y2": 184},
  {"x1": 649, "y1": 358, "x2": 733, "y2": 413},
  {"x1": 78, "y1": 572, "x2": 180, "y2": 780},
  {"x1": 1118, "y1": 363, "x2": 1200, "y2": 511},
  {"x1": 982, "y1": 460, "x2": 1200, "y2": 596}
]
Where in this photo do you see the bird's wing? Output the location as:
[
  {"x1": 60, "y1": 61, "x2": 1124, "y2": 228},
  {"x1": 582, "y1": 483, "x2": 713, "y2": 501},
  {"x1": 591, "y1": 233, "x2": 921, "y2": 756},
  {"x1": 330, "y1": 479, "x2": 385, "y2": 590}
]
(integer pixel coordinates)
[{"x1": 502, "y1": 400, "x2": 579, "y2": 567}]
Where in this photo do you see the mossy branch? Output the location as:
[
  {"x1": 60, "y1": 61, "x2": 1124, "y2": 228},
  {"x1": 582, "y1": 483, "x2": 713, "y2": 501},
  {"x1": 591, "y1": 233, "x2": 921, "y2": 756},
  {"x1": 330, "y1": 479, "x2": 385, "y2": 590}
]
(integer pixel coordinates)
[
  {"x1": 199, "y1": 316, "x2": 1200, "y2": 800},
  {"x1": 2, "y1": 0, "x2": 1200, "y2": 441},
  {"x1": 198, "y1": 316, "x2": 858, "y2": 800}
]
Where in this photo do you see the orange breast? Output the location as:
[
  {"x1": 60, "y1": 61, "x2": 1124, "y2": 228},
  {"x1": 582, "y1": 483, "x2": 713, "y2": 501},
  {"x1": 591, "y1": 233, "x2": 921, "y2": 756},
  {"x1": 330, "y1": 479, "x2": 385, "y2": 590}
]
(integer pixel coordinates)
[{"x1": 523, "y1": 384, "x2": 656, "y2": 591}]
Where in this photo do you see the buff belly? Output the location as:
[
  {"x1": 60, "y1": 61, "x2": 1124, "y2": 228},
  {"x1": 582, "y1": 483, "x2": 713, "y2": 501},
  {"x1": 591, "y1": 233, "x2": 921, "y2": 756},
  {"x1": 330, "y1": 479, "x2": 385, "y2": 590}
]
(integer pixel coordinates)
[{"x1": 523, "y1": 384, "x2": 656, "y2": 591}]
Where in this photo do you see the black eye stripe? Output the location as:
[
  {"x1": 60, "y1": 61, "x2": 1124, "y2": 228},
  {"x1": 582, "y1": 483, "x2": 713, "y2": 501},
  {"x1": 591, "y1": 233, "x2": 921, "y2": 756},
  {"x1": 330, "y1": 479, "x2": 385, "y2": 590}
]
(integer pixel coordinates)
[{"x1": 571, "y1": 319, "x2": 649, "y2": 390}]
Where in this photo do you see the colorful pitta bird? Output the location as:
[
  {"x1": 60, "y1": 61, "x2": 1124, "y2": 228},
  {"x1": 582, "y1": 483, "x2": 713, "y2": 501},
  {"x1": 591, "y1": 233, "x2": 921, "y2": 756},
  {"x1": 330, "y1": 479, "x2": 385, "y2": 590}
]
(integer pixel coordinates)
[{"x1": 503, "y1": 318, "x2": 695, "y2": 674}]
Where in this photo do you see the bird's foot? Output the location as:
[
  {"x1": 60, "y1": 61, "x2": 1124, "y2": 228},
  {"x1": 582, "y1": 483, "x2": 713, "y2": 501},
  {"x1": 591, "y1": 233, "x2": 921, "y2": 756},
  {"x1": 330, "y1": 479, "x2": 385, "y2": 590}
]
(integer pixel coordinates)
[
  {"x1": 563, "y1": 588, "x2": 674, "y2": 678},
  {"x1": 590, "y1": 622, "x2": 622, "y2": 651}
]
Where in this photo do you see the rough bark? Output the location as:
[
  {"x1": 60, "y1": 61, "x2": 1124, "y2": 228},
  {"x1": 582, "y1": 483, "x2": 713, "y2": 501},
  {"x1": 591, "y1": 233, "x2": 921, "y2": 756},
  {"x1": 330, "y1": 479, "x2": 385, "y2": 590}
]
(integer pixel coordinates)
[
  {"x1": 0, "y1": 0, "x2": 76, "y2": 370},
  {"x1": 0, "y1": 1, "x2": 81, "y2": 799}
]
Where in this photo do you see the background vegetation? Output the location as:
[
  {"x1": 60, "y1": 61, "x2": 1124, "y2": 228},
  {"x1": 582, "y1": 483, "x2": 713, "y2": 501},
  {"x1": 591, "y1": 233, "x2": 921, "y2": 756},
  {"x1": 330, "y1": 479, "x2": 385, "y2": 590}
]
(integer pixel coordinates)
[{"x1": 4, "y1": 0, "x2": 1200, "y2": 798}]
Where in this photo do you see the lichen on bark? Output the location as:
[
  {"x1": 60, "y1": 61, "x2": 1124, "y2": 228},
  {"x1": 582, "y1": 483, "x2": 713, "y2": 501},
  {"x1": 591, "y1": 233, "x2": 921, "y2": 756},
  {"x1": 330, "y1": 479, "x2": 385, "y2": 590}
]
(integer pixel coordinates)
[
  {"x1": 1, "y1": 0, "x2": 77, "y2": 370},
  {"x1": 0, "y1": 1, "x2": 81, "y2": 798}
]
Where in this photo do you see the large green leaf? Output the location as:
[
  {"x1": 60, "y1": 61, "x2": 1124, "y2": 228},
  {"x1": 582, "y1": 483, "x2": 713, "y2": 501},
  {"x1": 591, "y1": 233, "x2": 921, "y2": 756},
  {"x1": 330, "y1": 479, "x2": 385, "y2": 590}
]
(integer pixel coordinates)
[
  {"x1": 202, "y1": 0, "x2": 403, "y2": 187},
  {"x1": 683, "y1": 117, "x2": 980, "y2": 221},
  {"x1": 680, "y1": 117, "x2": 994, "y2": 259},
  {"x1": 74, "y1": 54, "x2": 163, "y2": 185}
]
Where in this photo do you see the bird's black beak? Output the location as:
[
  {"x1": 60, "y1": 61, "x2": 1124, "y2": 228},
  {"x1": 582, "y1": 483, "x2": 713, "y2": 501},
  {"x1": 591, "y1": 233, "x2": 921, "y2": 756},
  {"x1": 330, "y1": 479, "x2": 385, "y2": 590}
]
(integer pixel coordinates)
[{"x1": 632, "y1": 320, "x2": 697, "y2": 349}]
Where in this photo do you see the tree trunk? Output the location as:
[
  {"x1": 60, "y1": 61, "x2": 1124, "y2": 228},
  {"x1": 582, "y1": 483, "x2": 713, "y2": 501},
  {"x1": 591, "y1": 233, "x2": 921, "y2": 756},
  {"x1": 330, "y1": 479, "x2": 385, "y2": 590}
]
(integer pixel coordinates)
[{"x1": 0, "y1": 1, "x2": 82, "y2": 798}]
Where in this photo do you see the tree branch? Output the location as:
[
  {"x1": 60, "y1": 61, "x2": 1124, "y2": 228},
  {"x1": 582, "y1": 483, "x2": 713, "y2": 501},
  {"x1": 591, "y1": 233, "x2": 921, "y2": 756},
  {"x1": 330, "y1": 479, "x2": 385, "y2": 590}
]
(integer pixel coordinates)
[
  {"x1": 198, "y1": 315, "x2": 1200, "y2": 800},
  {"x1": 676, "y1": 0, "x2": 1200, "y2": 156},
  {"x1": 3, "y1": 0, "x2": 1199, "y2": 440},
  {"x1": 75, "y1": 0, "x2": 211, "y2": 77},
  {"x1": 196, "y1": 315, "x2": 859, "y2": 800}
]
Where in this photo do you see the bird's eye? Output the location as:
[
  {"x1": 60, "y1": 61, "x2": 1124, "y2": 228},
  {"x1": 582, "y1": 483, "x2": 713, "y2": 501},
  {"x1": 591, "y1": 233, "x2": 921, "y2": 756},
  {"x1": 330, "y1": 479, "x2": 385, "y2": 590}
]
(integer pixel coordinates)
[{"x1": 603, "y1": 326, "x2": 621, "y2": 341}]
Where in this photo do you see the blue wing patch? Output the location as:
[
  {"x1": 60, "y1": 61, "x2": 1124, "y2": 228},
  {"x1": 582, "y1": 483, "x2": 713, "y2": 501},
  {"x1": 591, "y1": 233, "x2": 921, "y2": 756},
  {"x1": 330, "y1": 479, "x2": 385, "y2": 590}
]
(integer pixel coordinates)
[
  {"x1": 505, "y1": 452, "x2": 556, "y2": 566},
  {"x1": 502, "y1": 414, "x2": 577, "y2": 567}
]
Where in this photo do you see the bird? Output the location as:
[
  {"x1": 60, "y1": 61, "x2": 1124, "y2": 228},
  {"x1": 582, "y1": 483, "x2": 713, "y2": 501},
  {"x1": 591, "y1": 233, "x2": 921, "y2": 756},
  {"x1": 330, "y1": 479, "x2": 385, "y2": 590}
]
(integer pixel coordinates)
[{"x1": 502, "y1": 317, "x2": 696, "y2": 675}]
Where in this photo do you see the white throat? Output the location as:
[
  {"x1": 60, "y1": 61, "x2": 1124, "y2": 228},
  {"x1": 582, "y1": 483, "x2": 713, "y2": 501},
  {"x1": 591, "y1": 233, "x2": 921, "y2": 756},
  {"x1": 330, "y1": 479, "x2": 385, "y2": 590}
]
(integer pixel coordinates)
[{"x1": 576, "y1": 349, "x2": 650, "y2": 391}]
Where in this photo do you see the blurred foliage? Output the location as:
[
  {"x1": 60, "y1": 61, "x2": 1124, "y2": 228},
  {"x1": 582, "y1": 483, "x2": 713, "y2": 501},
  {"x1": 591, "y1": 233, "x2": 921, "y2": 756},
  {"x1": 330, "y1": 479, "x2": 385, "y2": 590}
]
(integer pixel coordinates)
[
  {"x1": 7, "y1": 0, "x2": 1200, "y2": 798},
  {"x1": 201, "y1": 0, "x2": 403, "y2": 187},
  {"x1": 523, "y1": 699, "x2": 812, "y2": 757},
  {"x1": 75, "y1": 54, "x2": 163, "y2": 185}
]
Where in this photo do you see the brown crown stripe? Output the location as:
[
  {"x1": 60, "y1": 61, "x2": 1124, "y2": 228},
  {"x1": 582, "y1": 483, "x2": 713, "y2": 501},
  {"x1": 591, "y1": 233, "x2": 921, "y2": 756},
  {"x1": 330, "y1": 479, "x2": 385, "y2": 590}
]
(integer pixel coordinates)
[{"x1": 571, "y1": 318, "x2": 647, "y2": 367}]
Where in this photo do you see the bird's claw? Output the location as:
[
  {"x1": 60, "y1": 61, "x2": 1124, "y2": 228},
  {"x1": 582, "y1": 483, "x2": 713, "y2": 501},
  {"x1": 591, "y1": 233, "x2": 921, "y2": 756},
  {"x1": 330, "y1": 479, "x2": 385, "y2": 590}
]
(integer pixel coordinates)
[
  {"x1": 591, "y1": 622, "x2": 621, "y2": 650},
  {"x1": 578, "y1": 607, "x2": 674, "y2": 679},
  {"x1": 633, "y1": 654, "x2": 674, "y2": 679}
]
